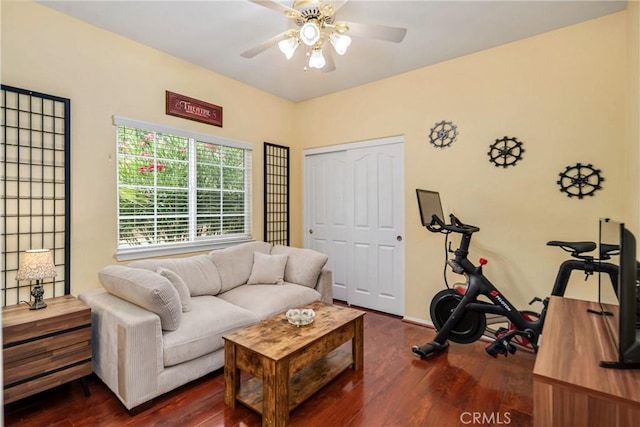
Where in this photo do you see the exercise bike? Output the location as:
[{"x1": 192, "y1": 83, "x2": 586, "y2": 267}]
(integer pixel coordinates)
[{"x1": 411, "y1": 189, "x2": 619, "y2": 359}]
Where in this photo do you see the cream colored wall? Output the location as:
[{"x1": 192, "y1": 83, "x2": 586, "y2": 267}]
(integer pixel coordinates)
[
  {"x1": 293, "y1": 12, "x2": 629, "y2": 320},
  {"x1": 1, "y1": 1, "x2": 296, "y2": 296},
  {"x1": 629, "y1": 1, "x2": 640, "y2": 234}
]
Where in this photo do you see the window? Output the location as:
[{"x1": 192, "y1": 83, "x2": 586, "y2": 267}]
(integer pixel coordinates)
[{"x1": 114, "y1": 116, "x2": 252, "y2": 260}]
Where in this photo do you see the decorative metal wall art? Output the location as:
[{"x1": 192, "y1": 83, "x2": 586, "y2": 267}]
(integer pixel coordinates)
[
  {"x1": 488, "y1": 136, "x2": 524, "y2": 168},
  {"x1": 428, "y1": 120, "x2": 458, "y2": 148},
  {"x1": 557, "y1": 163, "x2": 604, "y2": 199}
]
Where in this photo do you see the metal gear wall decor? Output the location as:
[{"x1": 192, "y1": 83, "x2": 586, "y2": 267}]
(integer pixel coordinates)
[
  {"x1": 557, "y1": 163, "x2": 604, "y2": 199},
  {"x1": 428, "y1": 120, "x2": 458, "y2": 148},
  {"x1": 488, "y1": 136, "x2": 525, "y2": 168}
]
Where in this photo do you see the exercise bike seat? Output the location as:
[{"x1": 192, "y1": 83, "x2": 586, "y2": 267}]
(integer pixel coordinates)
[{"x1": 546, "y1": 241, "x2": 596, "y2": 255}]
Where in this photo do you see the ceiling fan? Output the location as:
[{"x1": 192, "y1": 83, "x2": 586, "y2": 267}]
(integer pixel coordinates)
[{"x1": 241, "y1": 0, "x2": 407, "y2": 72}]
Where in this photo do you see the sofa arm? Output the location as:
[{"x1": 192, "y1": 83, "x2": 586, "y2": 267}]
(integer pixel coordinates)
[
  {"x1": 315, "y1": 268, "x2": 333, "y2": 304},
  {"x1": 78, "y1": 288, "x2": 163, "y2": 410}
]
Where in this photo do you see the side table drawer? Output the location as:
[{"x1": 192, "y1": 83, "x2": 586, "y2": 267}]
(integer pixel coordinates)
[
  {"x1": 4, "y1": 361, "x2": 92, "y2": 404},
  {"x1": 4, "y1": 326, "x2": 92, "y2": 385}
]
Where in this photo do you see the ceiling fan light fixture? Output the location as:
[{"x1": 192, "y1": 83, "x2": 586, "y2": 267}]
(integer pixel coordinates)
[
  {"x1": 308, "y1": 48, "x2": 326, "y2": 69},
  {"x1": 278, "y1": 37, "x2": 299, "y2": 59},
  {"x1": 300, "y1": 20, "x2": 321, "y2": 46},
  {"x1": 330, "y1": 32, "x2": 351, "y2": 55},
  {"x1": 334, "y1": 21, "x2": 349, "y2": 34}
]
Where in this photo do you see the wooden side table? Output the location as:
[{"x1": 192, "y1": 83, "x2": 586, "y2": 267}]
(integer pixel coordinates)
[{"x1": 2, "y1": 295, "x2": 92, "y2": 404}]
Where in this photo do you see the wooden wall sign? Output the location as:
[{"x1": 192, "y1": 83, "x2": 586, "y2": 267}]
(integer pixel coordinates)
[{"x1": 165, "y1": 91, "x2": 223, "y2": 127}]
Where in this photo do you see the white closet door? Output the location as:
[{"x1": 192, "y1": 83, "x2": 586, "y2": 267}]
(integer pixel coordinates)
[
  {"x1": 305, "y1": 150, "x2": 350, "y2": 301},
  {"x1": 346, "y1": 143, "x2": 404, "y2": 315},
  {"x1": 304, "y1": 138, "x2": 404, "y2": 315}
]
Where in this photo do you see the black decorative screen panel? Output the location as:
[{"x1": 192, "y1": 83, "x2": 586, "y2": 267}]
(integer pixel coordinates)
[
  {"x1": 1, "y1": 85, "x2": 71, "y2": 307},
  {"x1": 264, "y1": 142, "x2": 289, "y2": 246}
]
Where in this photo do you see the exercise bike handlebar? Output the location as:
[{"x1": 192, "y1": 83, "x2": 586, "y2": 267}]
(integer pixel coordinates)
[{"x1": 426, "y1": 213, "x2": 480, "y2": 235}]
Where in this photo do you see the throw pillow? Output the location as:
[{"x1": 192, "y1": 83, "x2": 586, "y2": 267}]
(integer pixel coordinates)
[
  {"x1": 157, "y1": 267, "x2": 192, "y2": 312},
  {"x1": 246, "y1": 251, "x2": 288, "y2": 285},
  {"x1": 271, "y1": 245, "x2": 329, "y2": 288},
  {"x1": 210, "y1": 241, "x2": 272, "y2": 292},
  {"x1": 98, "y1": 265, "x2": 182, "y2": 331}
]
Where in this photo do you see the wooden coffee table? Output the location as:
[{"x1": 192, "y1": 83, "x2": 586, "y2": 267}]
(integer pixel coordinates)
[{"x1": 223, "y1": 301, "x2": 365, "y2": 427}]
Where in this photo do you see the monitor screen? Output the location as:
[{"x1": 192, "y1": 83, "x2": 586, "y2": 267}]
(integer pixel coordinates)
[
  {"x1": 598, "y1": 218, "x2": 640, "y2": 368},
  {"x1": 416, "y1": 189, "x2": 444, "y2": 227}
]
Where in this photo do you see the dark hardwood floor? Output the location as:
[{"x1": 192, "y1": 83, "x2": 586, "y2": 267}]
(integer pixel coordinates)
[{"x1": 3, "y1": 305, "x2": 536, "y2": 426}]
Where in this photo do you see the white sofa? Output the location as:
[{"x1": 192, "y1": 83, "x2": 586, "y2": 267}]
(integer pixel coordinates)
[{"x1": 79, "y1": 241, "x2": 332, "y2": 411}]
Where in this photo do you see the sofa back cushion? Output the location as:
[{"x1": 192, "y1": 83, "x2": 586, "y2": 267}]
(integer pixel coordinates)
[
  {"x1": 128, "y1": 254, "x2": 222, "y2": 296},
  {"x1": 210, "y1": 241, "x2": 272, "y2": 292},
  {"x1": 98, "y1": 265, "x2": 182, "y2": 331},
  {"x1": 271, "y1": 245, "x2": 329, "y2": 288}
]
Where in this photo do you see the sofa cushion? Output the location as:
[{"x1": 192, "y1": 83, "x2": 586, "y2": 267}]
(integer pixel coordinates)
[
  {"x1": 271, "y1": 245, "x2": 329, "y2": 288},
  {"x1": 162, "y1": 296, "x2": 257, "y2": 367},
  {"x1": 98, "y1": 265, "x2": 181, "y2": 331},
  {"x1": 210, "y1": 241, "x2": 272, "y2": 292},
  {"x1": 217, "y1": 283, "x2": 321, "y2": 320},
  {"x1": 128, "y1": 254, "x2": 222, "y2": 296},
  {"x1": 247, "y1": 252, "x2": 288, "y2": 285},
  {"x1": 157, "y1": 267, "x2": 191, "y2": 312}
]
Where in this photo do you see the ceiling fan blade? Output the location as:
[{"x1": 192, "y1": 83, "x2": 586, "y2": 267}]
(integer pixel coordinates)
[
  {"x1": 240, "y1": 31, "x2": 287, "y2": 58},
  {"x1": 342, "y1": 21, "x2": 407, "y2": 43},
  {"x1": 322, "y1": 47, "x2": 336, "y2": 73},
  {"x1": 331, "y1": 0, "x2": 349, "y2": 13},
  {"x1": 249, "y1": 0, "x2": 301, "y2": 18}
]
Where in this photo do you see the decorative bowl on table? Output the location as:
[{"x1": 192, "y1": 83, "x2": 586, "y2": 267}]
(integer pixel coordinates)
[{"x1": 286, "y1": 308, "x2": 315, "y2": 326}]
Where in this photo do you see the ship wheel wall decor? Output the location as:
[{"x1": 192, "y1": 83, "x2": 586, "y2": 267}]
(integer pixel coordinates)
[
  {"x1": 488, "y1": 136, "x2": 525, "y2": 168},
  {"x1": 429, "y1": 120, "x2": 458, "y2": 148},
  {"x1": 557, "y1": 163, "x2": 604, "y2": 199}
]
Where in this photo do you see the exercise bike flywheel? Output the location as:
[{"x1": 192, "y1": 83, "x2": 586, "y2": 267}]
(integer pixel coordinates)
[{"x1": 430, "y1": 289, "x2": 487, "y2": 344}]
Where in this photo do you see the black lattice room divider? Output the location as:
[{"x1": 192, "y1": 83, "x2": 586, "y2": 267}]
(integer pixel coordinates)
[
  {"x1": 264, "y1": 142, "x2": 290, "y2": 246},
  {"x1": 1, "y1": 85, "x2": 71, "y2": 307}
]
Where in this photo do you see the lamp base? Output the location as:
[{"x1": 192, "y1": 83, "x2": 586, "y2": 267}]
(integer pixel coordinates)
[{"x1": 29, "y1": 283, "x2": 47, "y2": 310}]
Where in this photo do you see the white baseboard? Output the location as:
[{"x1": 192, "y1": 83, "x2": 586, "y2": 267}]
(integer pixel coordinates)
[{"x1": 402, "y1": 316, "x2": 434, "y2": 328}]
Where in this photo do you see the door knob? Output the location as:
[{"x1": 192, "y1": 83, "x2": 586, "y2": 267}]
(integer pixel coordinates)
[
  {"x1": 309, "y1": 229, "x2": 314, "y2": 234},
  {"x1": 397, "y1": 235, "x2": 402, "y2": 241}
]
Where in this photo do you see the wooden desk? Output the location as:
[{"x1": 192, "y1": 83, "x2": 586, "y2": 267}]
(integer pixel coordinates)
[
  {"x1": 2, "y1": 295, "x2": 92, "y2": 404},
  {"x1": 533, "y1": 297, "x2": 640, "y2": 426}
]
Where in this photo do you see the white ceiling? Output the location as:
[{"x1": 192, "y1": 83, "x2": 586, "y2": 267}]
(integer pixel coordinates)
[{"x1": 38, "y1": 0, "x2": 627, "y2": 103}]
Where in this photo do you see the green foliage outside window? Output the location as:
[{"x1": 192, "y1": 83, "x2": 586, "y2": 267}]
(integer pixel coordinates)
[{"x1": 117, "y1": 126, "x2": 247, "y2": 247}]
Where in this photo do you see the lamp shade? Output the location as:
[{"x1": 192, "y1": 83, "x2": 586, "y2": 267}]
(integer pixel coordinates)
[
  {"x1": 330, "y1": 33, "x2": 351, "y2": 55},
  {"x1": 308, "y1": 48, "x2": 326, "y2": 69},
  {"x1": 16, "y1": 249, "x2": 57, "y2": 281},
  {"x1": 278, "y1": 37, "x2": 299, "y2": 60}
]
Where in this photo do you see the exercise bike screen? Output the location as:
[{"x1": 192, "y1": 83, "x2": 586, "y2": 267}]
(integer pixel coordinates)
[{"x1": 416, "y1": 189, "x2": 445, "y2": 227}]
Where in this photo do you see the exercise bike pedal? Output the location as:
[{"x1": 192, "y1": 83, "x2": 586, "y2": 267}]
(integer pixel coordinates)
[
  {"x1": 411, "y1": 341, "x2": 449, "y2": 359},
  {"x1": 485, "y1": 329, "x2": 519, "y2": 358}
]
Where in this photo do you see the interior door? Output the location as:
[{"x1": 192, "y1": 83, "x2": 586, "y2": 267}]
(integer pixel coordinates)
[
  {"x1": 346, "y1": 143, "x2": 404, "y2": 315},
  {"x1": 305, "y1": 150, "x2": 350, "y2": 301},
  {"x1": 304, "y1": 138, "x2": 404, "y2": 315}
]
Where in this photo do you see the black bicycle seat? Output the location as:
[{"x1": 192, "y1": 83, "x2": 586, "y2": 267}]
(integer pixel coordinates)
[
  {"x1": 600, "y1": 243, "x2": 620, "y2": 258},
  {"x1": 547, "y1": 241, "x2": 596, "y2": 254}
]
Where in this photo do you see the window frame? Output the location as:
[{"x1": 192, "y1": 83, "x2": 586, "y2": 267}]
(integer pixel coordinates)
[{"x1": 113, "y1": 116, "x2": 253, "y2": 261}]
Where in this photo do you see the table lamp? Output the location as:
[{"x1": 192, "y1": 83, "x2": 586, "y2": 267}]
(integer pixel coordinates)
[{"x1": 16, "y1": 249, "x2": 57, "y2": 310}]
